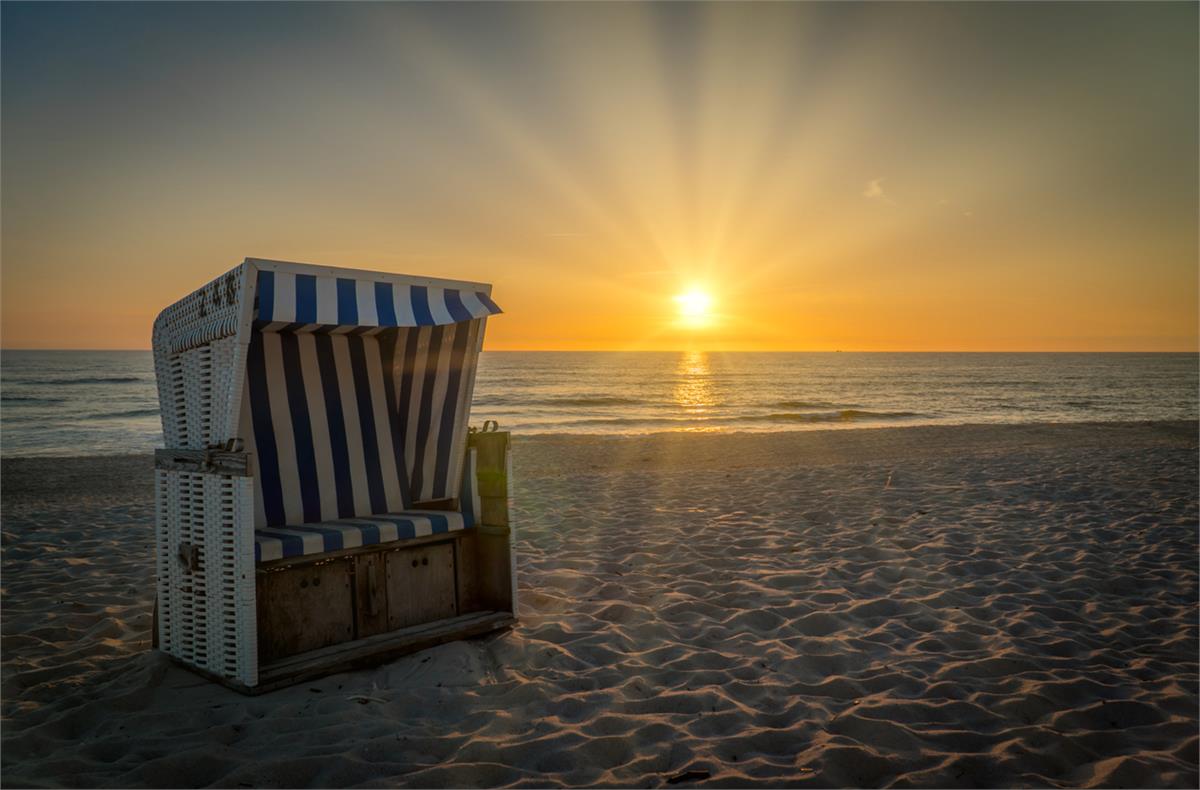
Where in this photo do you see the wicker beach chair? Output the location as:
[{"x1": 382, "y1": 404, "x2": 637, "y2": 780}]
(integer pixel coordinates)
[{"x1": 152, "y1": 258, "x2": 516, "y2": 693}]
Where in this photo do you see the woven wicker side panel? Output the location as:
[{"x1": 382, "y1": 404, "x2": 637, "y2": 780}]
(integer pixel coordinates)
[
  {"x1": 154, "y1": 470, "x2": 173, "y2": 651},
  {"x1": 203, "y1": 474, "x2": 258, "y2": 686},
  {"x1": 155, "y1": 336, "x2": 242, "y2": 450},
  {"x1": 159, "y1": 349, "x2": 189, "y2": 449},
  {"x1": 152, "y1": 263, "x2": 247, "y2": 446},
  {"x1": 162, "y1": 469, "x2": 185, "y2": 658},
  {"x1": 152, "y1": 325, "x2": 181, "y2": 449},
  {"x1": 160, "y1": 335, "x2": 240, "y2": 450},
  {"x1": 158, "y1": 469, "x2": 206, "y2": 666},
  {"x1": 185, "y1": 470, "x2": 209, "y2": 667},
  {"x1": 208, "y1": 336, "x2": 239, "y2": 448},
  {"x1": 232, "y1": 474, "x2": 258, "y2": 687},
  {"x1": 157, "y1": 469, "x2": 257, "y2": 685},
  {"x1": 180, "y1": 347, "x2": 214, "y2": 452}
]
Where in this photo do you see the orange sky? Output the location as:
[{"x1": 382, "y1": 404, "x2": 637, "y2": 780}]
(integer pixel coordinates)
[{"x1": 2, "y1": 2, "x2": 1197, "y2": 351}]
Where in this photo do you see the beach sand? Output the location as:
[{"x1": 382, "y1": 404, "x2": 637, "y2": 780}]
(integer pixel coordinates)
[{"x1": 2, "y1": 421, "x2": 1197, "y2": 788}]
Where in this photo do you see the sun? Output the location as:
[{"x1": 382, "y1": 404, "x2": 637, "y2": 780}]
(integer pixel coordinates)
[{"x1": 674, "y1": 289, "x2": 713, "y2": 318}]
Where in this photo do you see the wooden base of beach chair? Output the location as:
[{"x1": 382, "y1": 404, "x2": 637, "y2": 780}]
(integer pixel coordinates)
[
  {"x1": 243, "y1": 528, "x2": 515, "y2": 692},
  {"x1": 255, "y1": 534, "x2": 467, "y2": 664},
  {"x1": 254, "y1": 533, "x2": 501, "y2": 663}
]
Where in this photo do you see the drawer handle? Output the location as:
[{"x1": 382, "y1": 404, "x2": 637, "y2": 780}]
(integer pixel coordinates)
[
  {"x1": 422, "y1": 557, "x2": 429, "y2": 566},
  {"x1": 411, "y1": 558, "x2": 418, "y2": 568}
]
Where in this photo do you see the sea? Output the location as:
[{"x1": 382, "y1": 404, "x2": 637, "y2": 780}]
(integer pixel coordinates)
[{"x1": 1, "y1": 350, "x2": 1196, "y2": 457}]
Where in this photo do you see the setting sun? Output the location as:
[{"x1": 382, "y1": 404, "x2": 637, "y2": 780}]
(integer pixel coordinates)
[{"x1": 674, "y1": 289, "x2": 713, "y2": 318}]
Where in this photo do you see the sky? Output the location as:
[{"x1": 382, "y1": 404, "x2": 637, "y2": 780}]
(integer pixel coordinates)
[{"x1": 2, "y1": 1, "x2": 1197, "y2": 351}]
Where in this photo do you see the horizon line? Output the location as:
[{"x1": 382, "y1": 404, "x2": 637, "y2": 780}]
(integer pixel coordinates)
[{"x1": 2, "y1": 347, "x2": 1197, "y2": 355}]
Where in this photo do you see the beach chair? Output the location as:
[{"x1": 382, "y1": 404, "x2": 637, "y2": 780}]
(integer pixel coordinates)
[{"x1": 151, "y1": 258, "x2": 515, "y2": 693}]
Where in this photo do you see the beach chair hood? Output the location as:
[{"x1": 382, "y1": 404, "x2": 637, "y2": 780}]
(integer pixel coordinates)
[{"x1": 153, "y1": 258, "x2": 501, "y2": 529}]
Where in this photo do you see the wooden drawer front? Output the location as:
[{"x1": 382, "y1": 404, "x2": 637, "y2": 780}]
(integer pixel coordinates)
[
  {"x1": 258, "y1": 560, "x2": 354, "y2": 662},
  {"x1": 385, "y1": 543, "x2": 457, "y2": 630}
]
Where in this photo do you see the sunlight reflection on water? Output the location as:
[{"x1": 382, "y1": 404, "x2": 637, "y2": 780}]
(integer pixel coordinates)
[{"x1": 674, "y1": 350, "x2": 716, "y2": 417}]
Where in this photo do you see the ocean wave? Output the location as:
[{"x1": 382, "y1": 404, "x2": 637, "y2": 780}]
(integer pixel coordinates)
[
  {"x1": 15, "y1": 376, "x2": 145, "y2": 386},
  {"x1": 1, "y1": 395, "x2": 65, "y2": 404},
  {"x1": 476, "y1": 395, "x2": 646, "y2": 407},
  {"x1": 772, "y1": 400, "x2": 862, "y2": 410},
  {"x1": 546, "y1": 409, "x2": 927, "y2": 429},
  {"x1": 4, "y1": 406, "x2": 161, "y2": 423},
  {"x1": 766, "y1": 409, "x2": 924, "y2": 423},
  {"x1": 534, "y1": 396, "x2": 645, "y2": 407},
  {"x1": 97, "y1": 408, "x2": 161, "y2": 419}
]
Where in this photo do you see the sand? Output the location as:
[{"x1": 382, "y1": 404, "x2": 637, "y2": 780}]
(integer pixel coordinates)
[{"x1": 2, "y1": 421, "x2": 1197, "y2": 788}]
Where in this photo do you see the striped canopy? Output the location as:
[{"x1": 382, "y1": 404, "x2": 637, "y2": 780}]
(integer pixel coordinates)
[
  {"x1": 255, "y1": 269, "x2": 501, "y2": 330},
  {"x1": 238, "y1": 260, "x2": 498, "y2": 529},
  {"x1": 242, "y1": 320, "x2": 484, "y2": 528},
  {"x1": 153, "y1": 258, "x2": 498, "y2": 531}
]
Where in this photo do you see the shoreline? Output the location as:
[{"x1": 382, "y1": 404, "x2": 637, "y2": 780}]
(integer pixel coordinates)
[
  {"x1": 2, "y1": 417, "x2": 1196, "y2": 465},
  {"x1": 3, "y1": 420, "x2": 1197, "y2": 787},
  {"x1": 3, "y1": 417, "x2": 1195, "y2": 460},
  {"x1": 2, "y1": 419, "x2": 1194, "y2": 504}
]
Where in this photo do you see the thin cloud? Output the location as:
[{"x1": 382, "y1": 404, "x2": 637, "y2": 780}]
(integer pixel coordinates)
[{"x1": 863, "y1": 177, "x2": 894, "y2": 204}]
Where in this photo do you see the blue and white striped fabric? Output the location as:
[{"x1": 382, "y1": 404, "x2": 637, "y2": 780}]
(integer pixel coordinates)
[
  {"x1": 254, "y1": 269, "x2": 501, "y2": 332},
  {"x1": 394, "y1": 320, "x2": 481, "y2": 504},
  {"x1": 253, "y1": 446, "x2": 482, "y2": 562},
  {"x1": 254, "y1": 510, "x2": 467, "y2": 563},
  {"x1": 242, "y1": 321, "x2": 482, "y2": 528},
  {"x1": 242, "y1": 330, "x2": 412, "y2": 528}
]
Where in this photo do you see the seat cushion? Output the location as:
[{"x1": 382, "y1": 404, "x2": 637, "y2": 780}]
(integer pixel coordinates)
[{"x1": 254, "y1": 510, "x2": 467, "y2": 563}]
